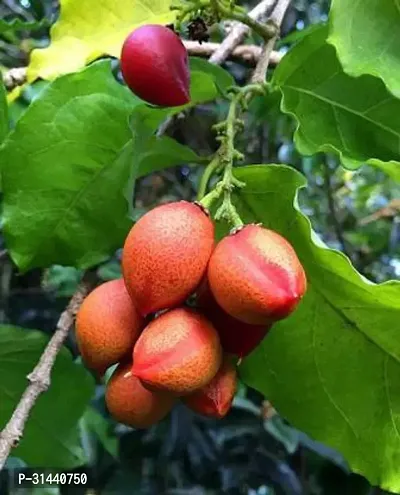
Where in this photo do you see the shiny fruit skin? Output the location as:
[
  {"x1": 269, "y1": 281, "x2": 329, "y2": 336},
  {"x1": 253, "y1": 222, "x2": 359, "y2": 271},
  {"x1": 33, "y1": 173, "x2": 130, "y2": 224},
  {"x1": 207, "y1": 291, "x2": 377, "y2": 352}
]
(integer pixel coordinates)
[
  {"x1": 197, "y1": 279, "x2": 271, "y2": 357},
  {"x1": 208, "y1": 225, "x2": 307, "y2": 325},
  {"x1": 75, "y1": 279, "x2": 143, "y2": 375},
  {"x1": 105, "y1": 362, "x2": 175, "y2": 428},
  {"x1": 132, "y1": 307, "x2": 222, "y2": 395},
  {"x1": 183, "y1": 355, "x2": 237, "y2": 418},
  {"x1": 120, "y1": 24, "x2": 190, "y2": 107},
  {"x1": 122, "y1": 201, "x2": 215, "y2": 317}
]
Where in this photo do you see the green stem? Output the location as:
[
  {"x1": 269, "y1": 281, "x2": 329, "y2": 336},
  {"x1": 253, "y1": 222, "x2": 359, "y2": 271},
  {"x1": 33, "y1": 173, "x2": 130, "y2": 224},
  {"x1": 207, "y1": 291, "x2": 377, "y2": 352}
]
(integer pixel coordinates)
[
  {"x1": 198, "y1": 84, "x2": 266, "y2": 227},
  {"x1": 199, "y1": 183, "x2": 223, "y2": 210},
  {"x1": 217, "y1": 2, "x2": 278, "y2": 40},
  {"x1": 197, "y1": 155, "x2": 221, "y2": 201},
  {"x1": 172, "y1": 0, "x2": 278, "y2": 41}
]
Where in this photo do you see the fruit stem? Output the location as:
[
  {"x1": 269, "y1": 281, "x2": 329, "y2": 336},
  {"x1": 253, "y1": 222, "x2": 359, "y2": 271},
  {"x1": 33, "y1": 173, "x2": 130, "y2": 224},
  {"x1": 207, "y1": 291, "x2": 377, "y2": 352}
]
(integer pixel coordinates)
[
  {"x1": 199, "y1": 84, "x2": 266, "y2": 228},
  {"x1": 217, "y1": 2, "x2": 279, "y2": 41},
  {"x1": 197, "y1": 155, "x2": 221, "y2": 201},
  {"x1": 172, "y1": 0, "x2": 278, "y2": 42}
]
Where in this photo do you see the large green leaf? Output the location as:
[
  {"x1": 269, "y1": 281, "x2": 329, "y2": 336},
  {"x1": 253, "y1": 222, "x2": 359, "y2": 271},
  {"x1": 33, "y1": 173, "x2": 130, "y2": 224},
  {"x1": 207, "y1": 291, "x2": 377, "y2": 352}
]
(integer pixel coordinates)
[
  {"x1": 229, "y1": 165, "x2": 400, "y2": 492},
  {"x1": 328, "y1": 0, "x2": 400, "y2": 98},
  {"x1": 0, "y1": 60, "x2": 138, "y2": 271},
  {"x1": 272, "y1": 26, "x2": 400, "y2": 178},
  {"x1": 0, "y1": 58, "x2": 228, "y2": 271},
  {"x1": 0, "y1": 77, "x2": 7, "y2": 144},
  {"x1": 0, "y1": 325, "x2": 94, "y2": 467},
  {"x1": 189, "y1": 57, "x2": 235, "y2": 95}
]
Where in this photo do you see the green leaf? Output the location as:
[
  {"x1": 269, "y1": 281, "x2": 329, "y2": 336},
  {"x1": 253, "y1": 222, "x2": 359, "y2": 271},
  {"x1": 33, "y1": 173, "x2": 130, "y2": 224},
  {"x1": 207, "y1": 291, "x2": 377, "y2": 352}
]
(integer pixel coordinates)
[
  {"x1": 27, "y1": 0, "x2": 175, "y2": 82},
  {"x1": 0, "y1": 77, "x2": 8, "y2": 144},
  {"x1": 127, "y1": 133, "x2": 206, "y2": 215},
  {"x1": 0, "y1": 325, "x2": 94, "y2": 467},
  {"x1": 126, "y1": 115, "x2": 207, "y2": 216},
  {"x1": 230, "y1": 164, "x2": 400, "y2": 492},
  {"x1": 0, "y1": 60, "x2": 138, "y2": 271},
  {"x1": 189, "y1": 57, "x2": 235, "y2": 95},
  {"x1": 369, "y1": 160, "x2": 400, "y2": 183},
  {"x1": 82, "y1": 407, "x2": 118, "y2": 458},
  {"x1": 272, "y1": 26, "x2": 400, "y2": 178},
  {"x1": 0, "y1": 57, "x2": 227, "y2": 272},
  {"x1": 136, "y1": 136, "x2": 206, "y2": 177},
  {"x1": 125, "y1": 59, "x2": 231, "y2": 210},
  {"x1": 328, "y1": 0, "x2": 400, "y2": 99}
]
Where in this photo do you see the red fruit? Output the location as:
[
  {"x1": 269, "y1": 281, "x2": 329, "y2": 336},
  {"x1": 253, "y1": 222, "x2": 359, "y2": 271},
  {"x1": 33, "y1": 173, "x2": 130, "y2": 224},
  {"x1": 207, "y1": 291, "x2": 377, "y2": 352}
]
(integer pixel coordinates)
[
  {"x1": 208, "y1": 225, "x2": 307, "y2": 325},
  {"x1": 122, "y1": 201, "x2": 215, "y2": 317},
  {"x1": 197, "y1": 279, "x2": 271, "y2": 357},
  {"x1": 132, "y1": 307, "x2": 222, "y2": 395},
  {"x1": 120, "y1": 24, "x2": 190, "y2": 107},
  {"x1": 75, "y1": 279, "x2": 144, "y2": 375},
  {"x1": 105, "y1": 362, "x2": 175, "y2": 428},
  {"x1": 184, "y1": 355, "x2": 237, "y2": 419}
]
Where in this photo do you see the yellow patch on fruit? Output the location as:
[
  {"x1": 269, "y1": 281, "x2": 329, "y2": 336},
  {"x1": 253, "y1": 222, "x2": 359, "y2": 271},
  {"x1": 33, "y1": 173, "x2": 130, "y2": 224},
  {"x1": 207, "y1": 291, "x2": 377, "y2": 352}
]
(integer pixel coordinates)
[{"x1": 27, "y1": 0, "x2": 175, "y2": 82}]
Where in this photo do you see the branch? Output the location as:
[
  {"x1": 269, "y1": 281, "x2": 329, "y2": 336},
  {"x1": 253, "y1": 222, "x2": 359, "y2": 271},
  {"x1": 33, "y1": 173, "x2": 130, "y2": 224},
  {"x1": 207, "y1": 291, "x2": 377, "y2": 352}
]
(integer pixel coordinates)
[
  {"x1": 2, "y1": 41, "x2": 283, "y2": 92},
  {"x1": 359, "y1": 199, "x2": 400, "y2": 226},
  {"x1": 323, "y1": 161, "x2": 353, "y2": 260},
  {"x1": 209, "y1": 0, "x2": 277, "y2": 65},
  {"x1": 0, "y1": 270, "x2": 97, "y2": 470},
  {"x1": 0, "y1": 249, "x2": 8, "y2": 262},
  {"x1": 2, "y1": 67, "x2": 27, "y2": 91},
  {"x1": 251, "y1": 0, "x2": 292, "y2": 83},
  {"x1": 184, "y1": 40, "x2": 282, "y2": 66}
]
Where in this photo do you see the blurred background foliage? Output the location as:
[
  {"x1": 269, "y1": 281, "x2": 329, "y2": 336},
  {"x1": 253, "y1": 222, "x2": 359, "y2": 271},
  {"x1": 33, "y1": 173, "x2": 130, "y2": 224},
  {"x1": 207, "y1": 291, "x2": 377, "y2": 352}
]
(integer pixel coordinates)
[{"x1": 0, "y1": 0, "x2": 398, "y2": 493}]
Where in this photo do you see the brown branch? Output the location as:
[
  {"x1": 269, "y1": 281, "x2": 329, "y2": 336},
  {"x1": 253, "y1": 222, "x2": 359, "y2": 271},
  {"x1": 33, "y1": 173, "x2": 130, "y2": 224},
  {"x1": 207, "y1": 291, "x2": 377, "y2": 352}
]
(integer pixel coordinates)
[
  {"x1": 184, "y1": 40, "x2": 282, "y2": 66},
  {"x1": 251, "y1": 0, "x2": 292, "y2": 83},
  {"x1": 359, "y1": 199, "x2": 400, "y2": 226},
  {"x1": 209, "y1": 0, "x2": 277, "y2": 65},
  {"x1": 2, "y1": 67, "x2": 27, "y2": 91},
  {"x1": 0, "y1": 270, "x2": 97, "y2": 470},
  {"x1": 2, "y1": 40, "x2": 282, "y2": 92}
]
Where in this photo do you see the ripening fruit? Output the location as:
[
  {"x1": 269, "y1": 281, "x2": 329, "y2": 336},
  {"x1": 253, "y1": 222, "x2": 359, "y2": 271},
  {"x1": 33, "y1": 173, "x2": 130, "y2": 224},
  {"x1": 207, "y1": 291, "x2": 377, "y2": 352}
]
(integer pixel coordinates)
[
  {"x1": 120, "y1": 24, "x2": 190, "y2": 107},
  {"x1": 132, "y1": 308, "x2": 222, "y2": 395},
  {"x1": 196, "y1": 280, "x2": 271, "y2": 357},
  {"x1": 183, "y1": 355, "x2": 237, "y2": 419},
  {"x1": 105, "y1": 362, "x2": 176, "y2": 428},
  {"x1": 122, "y1": 201, "x2": 215, "y2": 317},
  {"x1": 75, "y1": 279, "x2": 143, "y2": 375},
  {"x1": 208, "y1": 225, "x2": 307, "y2": 325}
]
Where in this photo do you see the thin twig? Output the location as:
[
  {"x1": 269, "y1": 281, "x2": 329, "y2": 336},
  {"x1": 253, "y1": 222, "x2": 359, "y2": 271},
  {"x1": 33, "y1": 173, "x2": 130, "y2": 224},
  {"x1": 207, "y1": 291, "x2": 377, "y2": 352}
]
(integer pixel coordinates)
[
  {"x1": 184, "y1": 40, "x2": 282, "y2": 66},
  {"x1": 0, "y1": 270, "x2": 97, "y2": 470},
  {"x1": 3, "y1": 0, "x2": 35, "y2": 21},
  {"x1": 2, "y1": 66, "x2": 27, "y2": 91},
  {"x1": 251, "y1": 0, "x2": 292, "y2": 83},
  {"x1": 209, "y1": 0, "x2": 277, "y2": 65},
  {"x1": 323, "y1": 161, "x2": 352, "y2": 259}
]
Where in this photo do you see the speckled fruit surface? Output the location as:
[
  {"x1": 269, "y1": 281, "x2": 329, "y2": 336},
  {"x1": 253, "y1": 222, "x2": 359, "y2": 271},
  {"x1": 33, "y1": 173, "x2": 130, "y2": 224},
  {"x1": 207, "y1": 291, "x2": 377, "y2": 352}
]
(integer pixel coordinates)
[
  {"x1": 196, "y1": 279, "x2": 271, "y2": 357},
  {"x1": 122, "y1": 201, "x2": 215, "y2": 316},
  {"x1": 184, "y1": 355, "x2": 237, "y2": 418},
  {"x1": 132, "y1": 307, "x2": 222, "y2": 395},
  {"x1": 105, "y1": 362, "x2": 175, "y2": 428},
  {"x1": 120, "y1": 24, "x2": 190, "y2": 107},
  {"x1": 208, "y1": 225, "x2": 307, "y2": 325},
  {"x1": 75, "y1": 279, "x2": 143, "y2": 375}
]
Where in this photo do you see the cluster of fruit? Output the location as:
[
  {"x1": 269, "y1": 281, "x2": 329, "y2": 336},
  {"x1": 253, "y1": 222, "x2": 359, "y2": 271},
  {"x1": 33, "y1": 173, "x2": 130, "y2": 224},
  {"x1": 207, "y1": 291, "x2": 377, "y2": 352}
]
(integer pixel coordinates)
[{"x1": 75, "y1": 201, "x2": 306, "y2": 428}]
